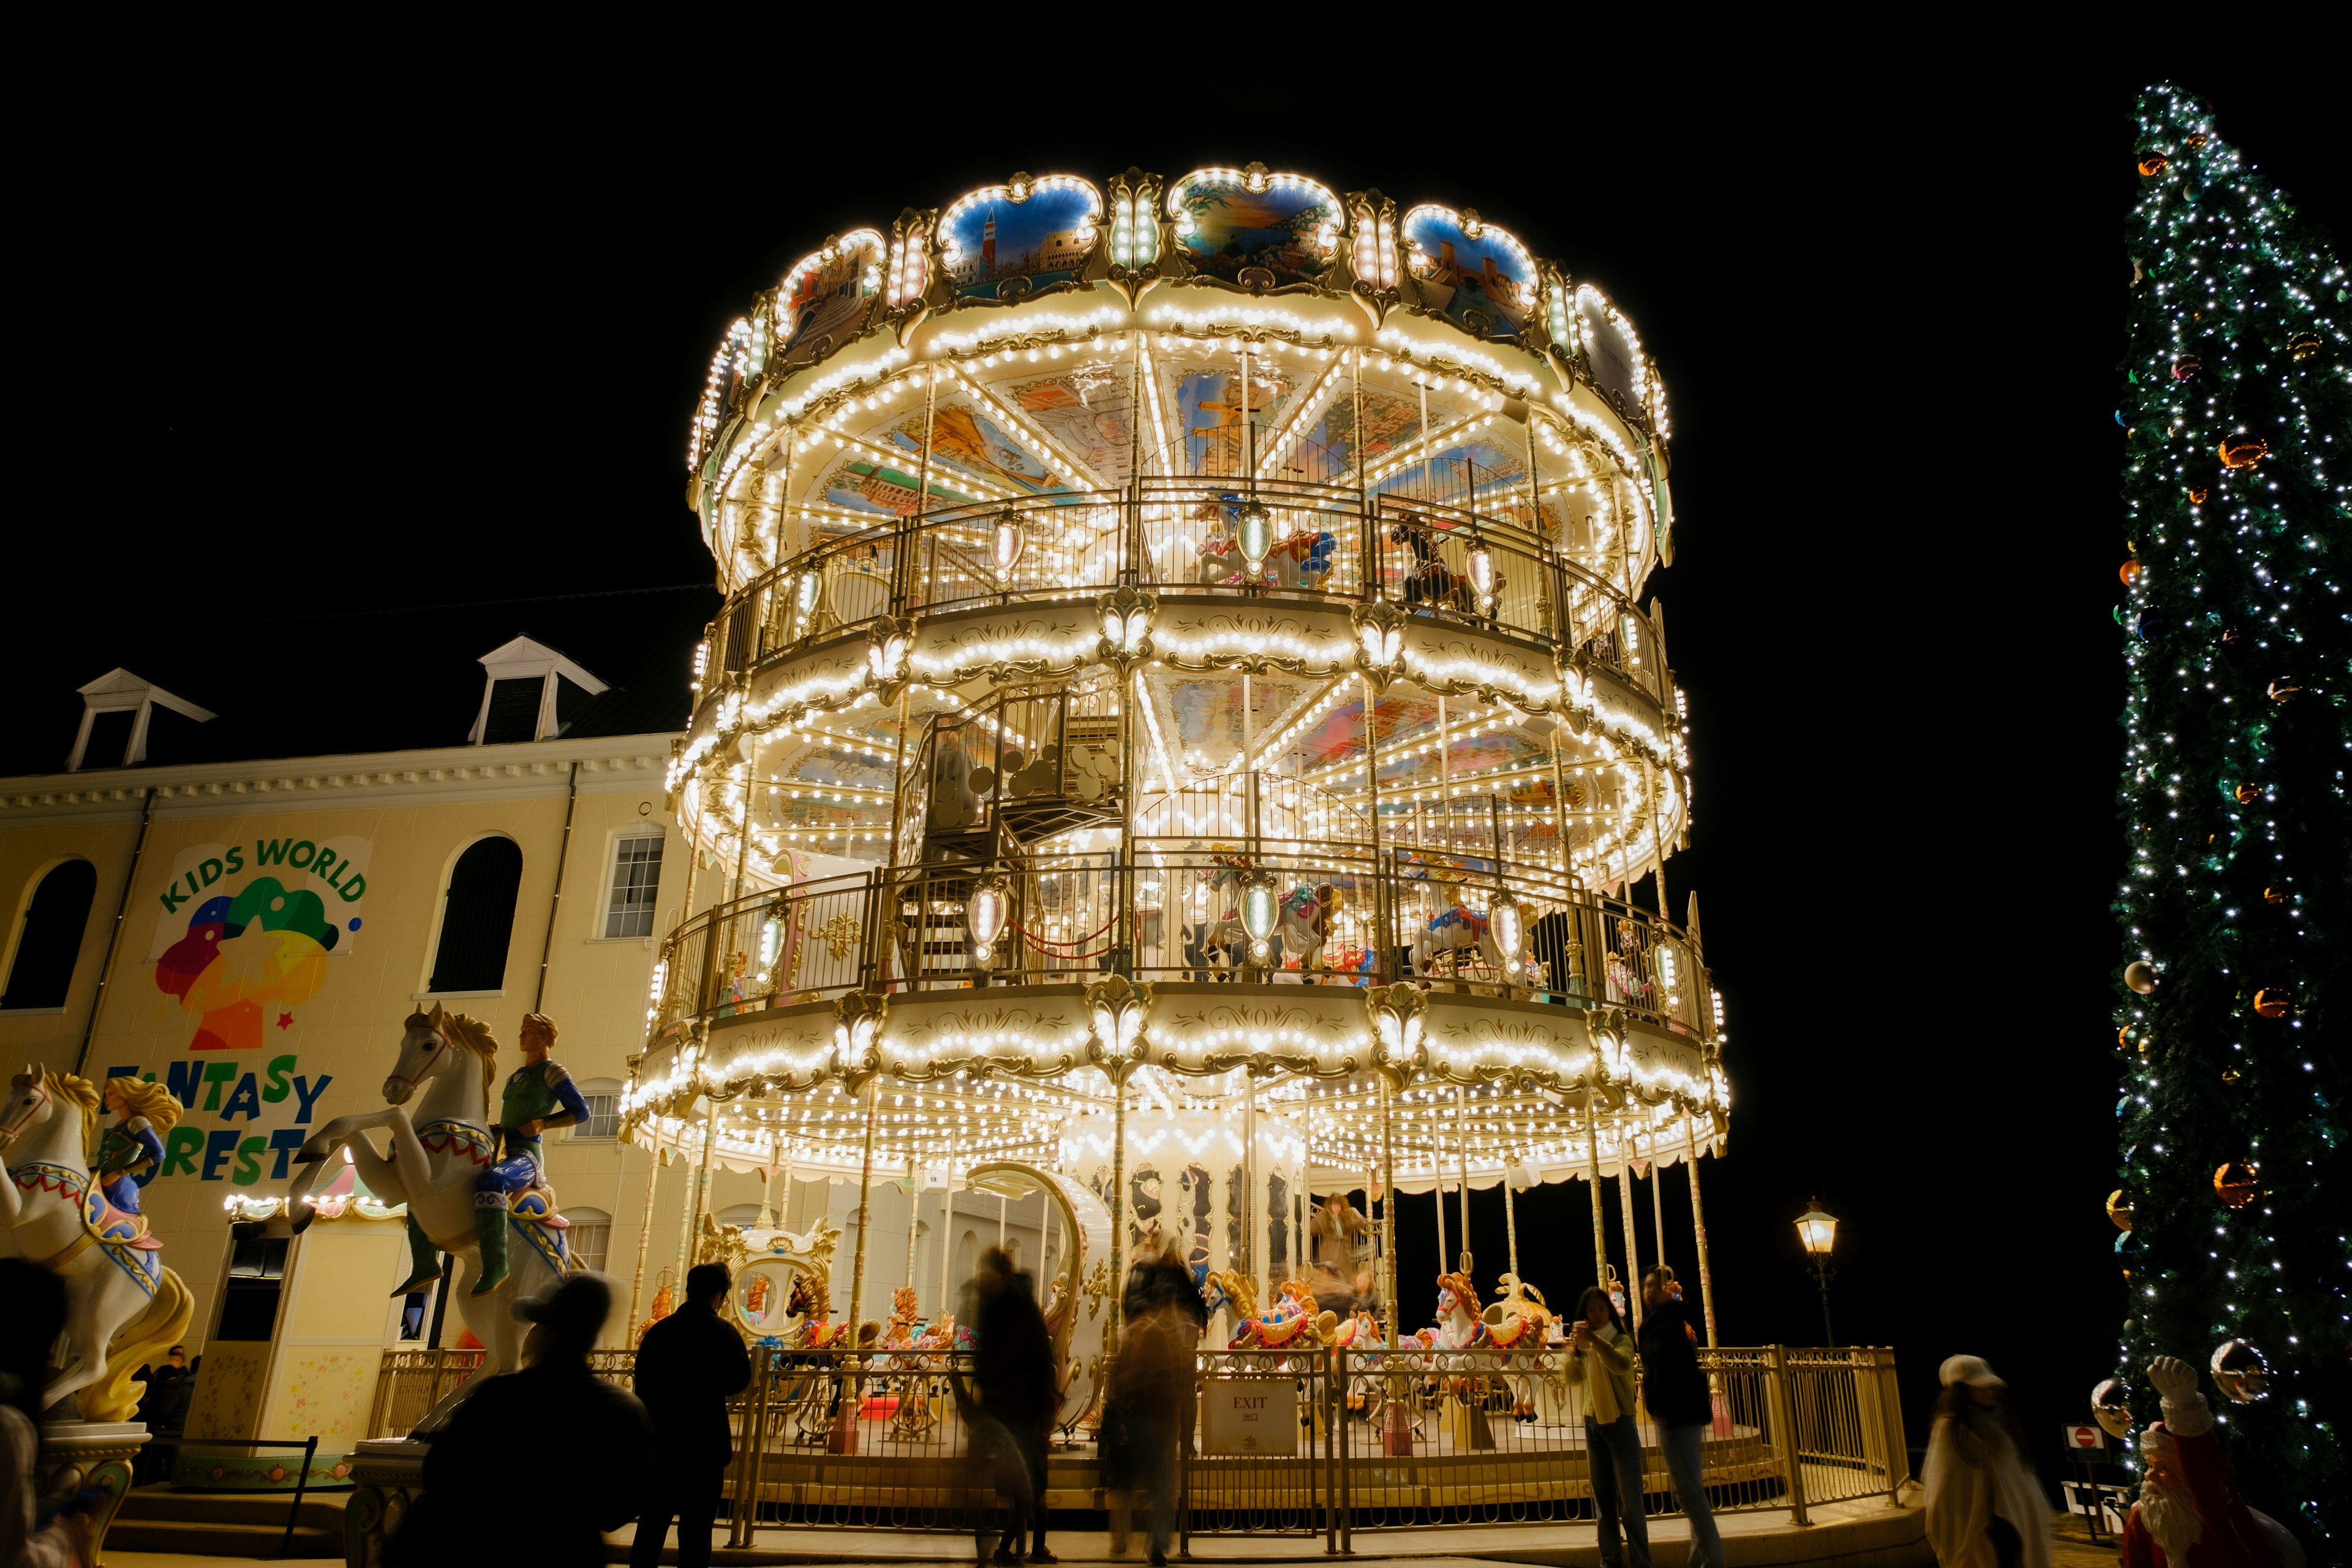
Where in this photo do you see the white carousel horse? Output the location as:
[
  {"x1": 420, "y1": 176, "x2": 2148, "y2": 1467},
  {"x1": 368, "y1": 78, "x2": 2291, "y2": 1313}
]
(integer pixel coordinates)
[
  {"x1": 0, "y1": 1069, "x2": 194, "y2": 1422},
  {"x1": 284, "y1": 1008, "x2": 570, "y2": 1414}
]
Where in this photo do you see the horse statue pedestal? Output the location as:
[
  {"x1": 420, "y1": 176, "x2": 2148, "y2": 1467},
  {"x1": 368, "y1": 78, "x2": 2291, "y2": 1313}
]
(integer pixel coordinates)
[
  {"x1": 38, "y1": 1420, "x2": 148, "y2": 1565},
  {"x1": 345, "y1": 1438, "x2": 428, "y2": 1568}
]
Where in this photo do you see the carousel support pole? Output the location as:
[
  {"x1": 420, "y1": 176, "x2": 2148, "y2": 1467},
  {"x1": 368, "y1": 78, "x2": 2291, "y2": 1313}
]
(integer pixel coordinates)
[
  {"x1": 1433, "y1": 1147, "x2": 1447, "y2": 1275},
  {"x1": 938, "y1": 1166, "x2": 954, "y2": 1323},
  {"x1": 1618, "y1": 1152, "x2": 1643, "y2": 1334},
  {"x1": 1650, "y1": 1134, "x2": 1667, "y2": 1278},
  {"x1": 904, "y1": 1155, "x2": 920, "y2": 1319},
  {"x1": 834, "y1": 1077, "x2": 883, "y2": 1455},
  {"x1": 1109, "y1": 1074, "x2": 1127, "y2": 1352},
  {"x1": 1686, "y1": 1115, "x2": 1719, "y2": 1348},
  {"x1": 1502, "y1": 1167, "x2": 1520, "y2": 1283},
  {"x1": 1453, "y1": 1082, "x2": 1472, "y2": 1274},
  {"x1": 624, "y1": 1109, "x2": 666, "y2": 1344},
  {"x1": 1244, "y1": 1085, "x2": 1260, "y2": 1304},
  {"x1": 690, "y1": 1097, "x2": 720, "y2": 1267},
  {"x1": 1583, "y1": 1089, "x2": 1609, "y2": 1292},
  {"x1": 1376, "y1": 1072, "x2": 1411, "y2": 1455},
  {"x1": 998, "y1": 1192, "x2": 1007, "y2": 1249},
  {"x1": 673, "y1": 1109, "x2": 706, "y2": 1289}
]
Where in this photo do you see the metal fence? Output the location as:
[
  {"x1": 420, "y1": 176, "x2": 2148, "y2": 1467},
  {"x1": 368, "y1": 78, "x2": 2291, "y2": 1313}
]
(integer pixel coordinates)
[{"x1": 365, "y1": 1342, "x2": 1905, "y2": 1550}]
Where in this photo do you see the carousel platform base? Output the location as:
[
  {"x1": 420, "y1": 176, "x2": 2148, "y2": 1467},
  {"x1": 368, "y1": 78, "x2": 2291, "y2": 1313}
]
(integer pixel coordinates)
[
  {"x1": 111, "y1": 1487, "x2": 345, "y2": 1558},
  {"x1": 612, "y1": 1493, "x2": 1926, "y2": 1568}
]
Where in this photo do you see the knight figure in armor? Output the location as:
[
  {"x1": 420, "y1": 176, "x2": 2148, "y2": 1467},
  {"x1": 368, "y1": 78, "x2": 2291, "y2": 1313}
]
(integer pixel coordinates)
[
  {"x1": 472, "y1": 1012, "x2": 587, "y2": 1294},
  {"x1": 94, "y1": 1076, "x2": 182, "y2": 1216}
]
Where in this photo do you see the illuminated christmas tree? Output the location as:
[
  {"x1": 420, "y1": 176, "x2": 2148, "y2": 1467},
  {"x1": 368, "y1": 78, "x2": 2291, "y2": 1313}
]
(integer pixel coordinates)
[{"x1": 2113, "y1": 85, "x2": 2349, "y2": 1551}]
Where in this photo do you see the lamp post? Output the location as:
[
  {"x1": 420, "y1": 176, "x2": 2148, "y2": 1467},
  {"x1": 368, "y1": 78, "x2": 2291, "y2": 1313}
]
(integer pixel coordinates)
[{"x1": 1794, "y1": 1198, "x2": 1838, "y2": 1347}]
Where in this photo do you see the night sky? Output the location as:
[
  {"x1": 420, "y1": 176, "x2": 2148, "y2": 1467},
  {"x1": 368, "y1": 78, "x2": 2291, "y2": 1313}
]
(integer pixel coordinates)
[{"x1": 18, "y1": 53, "x2": 2344, "y2": 1482}]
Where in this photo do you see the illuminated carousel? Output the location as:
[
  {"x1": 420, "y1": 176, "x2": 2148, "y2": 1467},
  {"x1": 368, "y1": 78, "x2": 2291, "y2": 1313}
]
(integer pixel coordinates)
[{"x1": 625, "y1": 163, "x2": 1744, "y2": 1515}]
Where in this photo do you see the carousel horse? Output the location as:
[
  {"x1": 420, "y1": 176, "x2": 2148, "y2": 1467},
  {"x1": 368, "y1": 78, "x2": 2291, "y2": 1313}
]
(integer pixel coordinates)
[
  {"x1": 0, "y1": 1069, "x2": 194, "y2": 1421},
  {"x1": 1333, "y1": 1308, "x2": 1387, "y2": 1415},
  {"x1": 1386, "y1": 519, "x2": 1475, "y2": 612},
  {"x1": 284, "y1": 1008, "x2": 571, "y2": 1420},
  {"x1": 1482, "y1": 1273, "x2": 1556, "y2": 1422},
  {"x1": 1411, "y1": 903, "x2": 1502, "y2": 978},
  {"x1": 1194, "y1": 500, "x2": 1338, "y2": 591},
  {"x1": 1204, "y1": 1270, "x2": 1339, "y2": 1352}
]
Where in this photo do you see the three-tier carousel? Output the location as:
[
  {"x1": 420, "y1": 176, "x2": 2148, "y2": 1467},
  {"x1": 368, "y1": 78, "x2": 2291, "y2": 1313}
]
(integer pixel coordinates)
[{"x1": 625, "y1": 163, "x2": 1731, "y2": 1471}]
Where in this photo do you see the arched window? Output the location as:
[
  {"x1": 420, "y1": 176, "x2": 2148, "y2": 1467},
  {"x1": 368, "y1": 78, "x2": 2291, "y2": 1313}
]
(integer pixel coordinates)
[
  {"x1": 2, "y1": 859, "x2": 99, "y2": 1011},
  {"x1": 427, "y1": 837, "x2": 523, "y2": 994},
  {"x1": 564, "y1": 1206, "x2": 612, "y2": 1275}
]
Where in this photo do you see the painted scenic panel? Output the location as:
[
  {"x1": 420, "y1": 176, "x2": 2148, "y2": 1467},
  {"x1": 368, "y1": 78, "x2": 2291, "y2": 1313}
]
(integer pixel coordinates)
[
  {"x1": 1169, "y1": 171, "x2": 1341, "y2": 287},
  {"x1": 1171, "y1": 365, "x2": 1306, "y2": 476},
  {"x1": 1401, "y1": 206, "x2": 1536, "y2": 337},
  {"x1": 939, "y1": 179, "x2": 1101, "y2": 300},
  {"x1": 1000, "y1": 363, "x2": 1137, "y2": 487},
  {"x1": 777, "y1": 230, "x2": 884, "y2": 363}
]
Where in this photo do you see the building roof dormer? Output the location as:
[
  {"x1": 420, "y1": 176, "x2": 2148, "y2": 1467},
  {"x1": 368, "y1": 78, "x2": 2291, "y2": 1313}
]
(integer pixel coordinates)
[
  {"x1": 468, "y1": 636, "x2": 610, "y2": 745},
  {"x1": 67, "y1": 669, "x2": 216, "y2": 771}
]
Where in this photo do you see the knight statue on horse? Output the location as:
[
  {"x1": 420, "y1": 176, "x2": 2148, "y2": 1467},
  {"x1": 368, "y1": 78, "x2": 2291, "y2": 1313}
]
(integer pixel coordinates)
[{"x1": 393, "y1": 1011, "x2": 587, "y2": 1297}]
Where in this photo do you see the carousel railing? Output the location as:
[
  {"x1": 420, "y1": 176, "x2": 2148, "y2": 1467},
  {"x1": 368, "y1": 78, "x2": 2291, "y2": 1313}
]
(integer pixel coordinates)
[
  {"x1": 363, "y1": 1341, "x2": 1907, "y2": 1538},
  {"x1": 698, "y1": 477, "x2": 1659, "y2": 692},
  {"x1": 650, "y1": 853, "x2": 1710, "y2": 1044}
]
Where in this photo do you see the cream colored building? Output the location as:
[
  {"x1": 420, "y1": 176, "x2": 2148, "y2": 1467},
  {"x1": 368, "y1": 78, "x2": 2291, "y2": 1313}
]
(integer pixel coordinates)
[{"x1": 0, "y1": 643, "x2": 711, "y2": 1352}]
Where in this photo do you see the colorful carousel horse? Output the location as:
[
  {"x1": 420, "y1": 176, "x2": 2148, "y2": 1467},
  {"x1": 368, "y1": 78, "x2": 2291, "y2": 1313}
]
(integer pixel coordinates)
[
  {"x1": 1481, "y1": 1272, "x2": 1556, "y2": 1422},
  {"x1": 0, "y1": 1069, "x2": 194, "y2": 1422},
  {"x1": 1204, "y1": 1271, "x2": 1339, "y2": 1354}
]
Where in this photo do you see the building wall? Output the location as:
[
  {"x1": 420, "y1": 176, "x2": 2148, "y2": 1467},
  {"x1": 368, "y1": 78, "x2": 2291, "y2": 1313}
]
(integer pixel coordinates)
[{"x1": 0, "y1": 737, "x2": 695, "y2": 1350}]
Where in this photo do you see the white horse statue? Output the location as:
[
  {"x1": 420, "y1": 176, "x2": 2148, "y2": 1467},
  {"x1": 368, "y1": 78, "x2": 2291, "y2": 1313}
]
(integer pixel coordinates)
[
  {"x1": 285, "y1": 1008, "x2": 569, "y2": 1408},
  {"x1": 0, "y1": 1069, "x2": 194, "y2": 1422}
]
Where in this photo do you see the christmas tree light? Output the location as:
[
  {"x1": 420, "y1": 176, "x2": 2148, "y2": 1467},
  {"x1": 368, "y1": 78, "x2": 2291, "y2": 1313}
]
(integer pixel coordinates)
[{"x1": 2113, "y1": 85, "x2": 2349, "y2": 1553}]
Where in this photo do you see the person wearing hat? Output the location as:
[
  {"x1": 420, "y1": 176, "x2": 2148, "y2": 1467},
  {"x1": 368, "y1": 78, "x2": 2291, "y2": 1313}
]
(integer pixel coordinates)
[
  {"x1": 1924, "y1": 1355, "x2": 2051, "y2": 1568},
  {"x1": 391, "y1": 1273, "x2": 652, "y2": 1568},
  {"x1": 468, "y1": 1012, "x2": 590, "y2": 1295}
]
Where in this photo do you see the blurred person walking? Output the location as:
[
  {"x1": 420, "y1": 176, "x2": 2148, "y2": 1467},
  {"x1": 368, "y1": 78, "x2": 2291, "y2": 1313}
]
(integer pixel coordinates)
[
  {"x1": 1, "y1": 1259, "x2": 90, "y2": 1568},
  {"x1": 631, "y1": 1262, "x2": 752, "y2": 1568},
  {"x1": 1923, "y1": 1355, "x2": 2051, "y2": 1568},
  {"x1": 1107, "y1": 1243, "x2": 1204, "y2": 1555},
  {"x1": 1109, "y1": 1294, "x2": 1189, "y2": 1567},
  {"x1": 958, "y1": 1248, "x2": 1058, "y2": 1565},
  {"x1": 1564, "y1": 1284, "x2": 1651, "y2": 1568},
  {"x1": 390, "y1": 1273, "x2": 652, "y2": 1568},
  {"x1": 1637, "y1": 1268, "x2": 1723, "y2": 1568}
]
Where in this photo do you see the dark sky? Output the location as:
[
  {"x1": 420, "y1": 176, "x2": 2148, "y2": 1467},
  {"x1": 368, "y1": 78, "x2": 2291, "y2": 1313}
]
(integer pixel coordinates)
[{"x1": 18, "y1": 50, "x2": 2344, "y2": 1477}]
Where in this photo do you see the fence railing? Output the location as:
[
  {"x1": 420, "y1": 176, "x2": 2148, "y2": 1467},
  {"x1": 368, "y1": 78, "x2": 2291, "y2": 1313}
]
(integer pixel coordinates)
[
  {"x1": 698, "y1": 479, "x2": 1666, "y2": 703},
  {"x1": 363, "y1": 1342, "x2": 1905, "y2": 1547},
  {"x1": 650, "y1": 851, "x2": 1712, "y2": 1045}
]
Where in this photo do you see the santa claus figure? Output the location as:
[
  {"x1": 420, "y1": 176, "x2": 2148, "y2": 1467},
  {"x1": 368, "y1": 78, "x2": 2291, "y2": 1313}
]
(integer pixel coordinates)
[{"x1": 2121, "y1": 1355, "x2": 2301, "y2": 1568}]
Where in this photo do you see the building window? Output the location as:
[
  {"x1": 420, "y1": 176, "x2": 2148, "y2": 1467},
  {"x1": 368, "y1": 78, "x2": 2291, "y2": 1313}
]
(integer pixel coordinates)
[
  {"x1": 427, "y1": 837, "x2": 524, "y2": 993},
  {"x1": 570, "y1": 1078, "x2": 621, "y2": 1140},
  {"x1": 565, "y1": 1207, "x2": 612, "y2": 1275},
  {"x1": 603, "y1": 835, "x2": 664, "y2": 938},
  {"x1": 2, "y1": 859, "x2": 99, "y2": 1011}
]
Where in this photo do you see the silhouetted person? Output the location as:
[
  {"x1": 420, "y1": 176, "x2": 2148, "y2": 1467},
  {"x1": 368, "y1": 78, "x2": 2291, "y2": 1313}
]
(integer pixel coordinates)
[
  {"x1": 391, "y1": 1274, "x2": 652, "y2": 1568},
  {"x1": 962, "y1": 1247, "x2": 1057, "y2": 1564},
  {"x1": 1637, "y1": 1267, "x2": 1723, "y2": 1568},
  {"x1": 1, "y1": 1259, "x2": 90, "y2": 1568},
  {"x1": 631, "y1": 1263, "x2": 751, "y2": 1568}
]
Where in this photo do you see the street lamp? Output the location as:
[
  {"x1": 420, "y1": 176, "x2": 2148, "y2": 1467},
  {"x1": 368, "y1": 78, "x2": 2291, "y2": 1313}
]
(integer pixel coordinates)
[{"x1": 1795, "y1": 1198, "x2": 1838, "y2": 1346}]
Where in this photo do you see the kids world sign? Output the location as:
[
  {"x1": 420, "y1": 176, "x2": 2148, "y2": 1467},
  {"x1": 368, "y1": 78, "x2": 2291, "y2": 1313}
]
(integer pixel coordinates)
[{"x1": 147, "y1": 837, "x2": 372, "y2": 1055}]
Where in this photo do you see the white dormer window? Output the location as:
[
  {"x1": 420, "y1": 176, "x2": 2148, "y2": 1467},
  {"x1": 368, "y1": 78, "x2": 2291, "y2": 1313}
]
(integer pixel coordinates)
[
  {"x1": 469, "y1": 638, "x2": 609, "y2": 746},
  {"x1": 67, "y1": 669, "x2": 216, "y2": 771}
]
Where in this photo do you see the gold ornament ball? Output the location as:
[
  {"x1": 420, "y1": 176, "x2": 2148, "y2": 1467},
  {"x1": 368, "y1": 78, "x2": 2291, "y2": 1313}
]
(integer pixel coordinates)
[
  {"x1": 2221, "y1": 1068, "x2": 2241, "y2": 1085},
  {"x1": 2213, "y1": 1160, "x2": 2260, "y2": 1210},
  {"x1": 2185, "y1": 134, "x2": 2208, "y2": 151},
  {"x1": 2268, "y1": 679, "x2": 2301, "y2": 704},
  {"x1": 2120, "y1": 559, "x2": 2141, "y2": 587},
  {"x1": 2137, "y1": 153, "x2": 2171, "y2": 176},
  {"x1": 2106, "y1": 1189, "x2": 2134, "y2": 1231},
  {"x1": 2253, "y1": 989, "x2": 2293, "y2": 1019},
  {"x1": 2091, "y1": 1378, "x2": 2135, "y2": 1439},
  {"x1": 2211, "y1": 1339, "x2": 2271, "y2": 1403},
  {"x1": 2219, "y1": 434, "x2": 2269, "y2": 470},
  {"x1": 2124, "y1": 960, "x2": 2158, "y2": 995},
  {"x1": 2263, "y1": 887, "x2": 2287, "y2": 905},
  {"x1": 2188, "y1": 486, "x2": 2211, "y2": 504},
  {"x1": 2287, "y1": 332, "x2": 2320, "y2": 361},
  {"x1": 2233, "y1": 782, "x2": 2263, "y2": 804}
]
